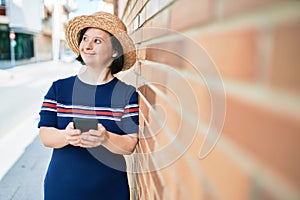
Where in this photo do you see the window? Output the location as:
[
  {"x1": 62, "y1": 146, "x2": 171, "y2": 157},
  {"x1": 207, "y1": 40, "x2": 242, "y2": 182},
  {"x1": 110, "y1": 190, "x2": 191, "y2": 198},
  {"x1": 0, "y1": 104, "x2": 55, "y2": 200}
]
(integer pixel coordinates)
[{"x1": 0, "y1": 0, "x2": 6, "y2": 16}]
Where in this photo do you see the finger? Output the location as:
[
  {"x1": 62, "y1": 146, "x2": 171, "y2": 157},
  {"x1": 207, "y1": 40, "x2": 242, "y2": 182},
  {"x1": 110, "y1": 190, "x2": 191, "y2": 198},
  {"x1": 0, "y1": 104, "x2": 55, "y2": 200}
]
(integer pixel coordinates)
[
  {"x1": 80, "y1": 133, "x2": 98, "y2": 142},
  {"x1": 97, "y1": 123, "x2": 104, "y2": 130},
  {"x1": 88, "y1": 129, "x2": 102, "y2": 136},
  {"x1": 69, "y1": 139, "x2": 81, "y2": 146},
  {"x1": 80, "y1": 139, "x2": 96, "y2": 148},
  {"x1": 66, "y1": 122, "x2": 74, "y2": 129},
  {"x1": 66, "y1": 137, "x2": 80, "y2": 145},
  {"x1": 66, "y1": 135, "x2": 81, "y2": 145},
  {"x1": 80, "y1": 134, "x2": 104, "y2": 147},
  {"x1": 67, "y1": 129, "x2": 81, "y2": 135},
  {"x1": 88, "y1": 131, "x2": 106, "y2": 143},
  {"x1": 80, "y1": 131, "x2": 92, "y2": 138},
  {"x1": 91, "y1": 125, "x2": 107, "y2": 137},
  {"x1": 65, "y1": 122, "x2": 80, "y2": 135}
]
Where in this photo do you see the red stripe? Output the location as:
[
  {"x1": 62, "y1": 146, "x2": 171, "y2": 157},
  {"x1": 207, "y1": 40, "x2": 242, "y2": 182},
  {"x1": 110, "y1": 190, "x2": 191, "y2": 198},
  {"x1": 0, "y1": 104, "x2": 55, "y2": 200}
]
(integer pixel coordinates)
[
  {"x1": 43, "y1": 102, "x2": 57, "y2": 108},
  {"x1": 57, "y1": 108, "x2": 123, "y2": 117},
  {"x1": 124, "y1": 107, "x2": 139, "y2": 113}
]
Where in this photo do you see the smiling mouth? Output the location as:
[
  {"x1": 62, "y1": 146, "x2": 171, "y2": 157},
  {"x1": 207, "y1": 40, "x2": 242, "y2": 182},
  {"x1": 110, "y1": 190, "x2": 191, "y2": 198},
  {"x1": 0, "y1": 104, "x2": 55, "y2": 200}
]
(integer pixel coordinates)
[{"x1": 83, "y1": 52, "x2": 95, "y2": 56}]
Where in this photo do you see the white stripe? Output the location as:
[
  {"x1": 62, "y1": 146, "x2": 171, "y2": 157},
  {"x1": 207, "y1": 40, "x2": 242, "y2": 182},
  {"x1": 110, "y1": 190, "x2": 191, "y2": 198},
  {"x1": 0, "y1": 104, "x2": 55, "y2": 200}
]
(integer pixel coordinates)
[
  {"x1": 57, "y1": 103, "x2": 124, "y2": 112},
  {"x1": 122, "y1": 112, "x2": 139, "y2": 118},
  {"x1": 125, "y1": 104, "x2": 139, "y2": 109},
  {"x1": 41, "y1": 108, "x2": 57, "y2": 112},
  {"x1": 57, "y1": 113, "x2": 121, "y2": 121},
  {"x1": 44, "y1": 99, "x2": 57, "y2": 104}
]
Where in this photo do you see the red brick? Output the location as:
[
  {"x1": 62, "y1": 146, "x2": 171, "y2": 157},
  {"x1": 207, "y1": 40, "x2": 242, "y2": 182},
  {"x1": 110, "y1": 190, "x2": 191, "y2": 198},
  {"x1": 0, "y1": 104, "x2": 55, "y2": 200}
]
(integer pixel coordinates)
[
  {"x1": 144, "y1": 0, "x2": 160, "y2": 20},
  {"x1": 136, "y1": 47, "x2": 146, "y2": 60},
  {"x1": 139, "y1": 132, "x2": 156, "y2": 153},
  {"x1": 192, "y1": 133, "x2": 253, "y2": 200},
  {"x1": 187, "y1": 78, "x2": 213, "y2": 123},
  {"x1": 182, "y1": 40, "x2": 223, "y2": 76},
  {"x1": 140, "y1": 21, "x2": 171, "y2": 42},
  {"x1": 269, "y1": 20, "x2": 300, "y2": 92},
  {"x1": 138, "y1": 90, "x2": 150, "y2": 122},
  {"x1": 139, "y1": 5, "x2": 147, "y2": 26},
  {"x1": 144, "y1": 41, "x2": 188, "y2": 69},
  {"x1": 149, "y1": 171, "x2": 164, "y2": 199},
  {"x1": 218, "y1": 0, "x2": 284, "y2": 18},
  {"x1": 170, "y1": 0, "x2": 213, "y2": 31},
  {"x1": 223, "y1": 94, "x2": 300, "y2": 188},
  {"x1": 135, "y1": 145, "x2": 148, "y2": 169},
  {"x1": 172, "y1": 156, "x2": 204, "y2": 199},
  {"x1": 138, "y1": 108, "x2": 145, "y2": 128},
  {"x1": 136, "y1": 172, "x2": 147, "y2": 199},
  {"x1": 130, "y1": 0, "x2": 144, "y2": 23},
  {"x1": 145, "y1": 173, "x2": 155, "y2": 200},
  {"x1": 195, "y1": 27, "x2": 259, "y2": 82},
  {"x1": 141, "y1": 37, "x2": 223, "y2": 77},
  {"x1": 258, "y1": 186, "x2": 281, "y2": 200},
  {"x1": 140, "y1": 63, "x2": 203, "y2": 118},
  {"x1": 174, "y1": 155, "x2": 220, "y2": 200},
  {"x1": 147, "y1": 119, "x2": 205, "y2": 198},
  {"x1": 151, "y1": 8, "x2": 171, "y2": 29},
  {"x1": 159, "y1": 166, "x2": 180, "y2": 200},
  {"x1": 125, "y1": 0, "x2": 136, "y2": 21},
  {"x1": 138, "y1": 84, "x2": 156, "y2": 107},
  {"x1": 141, "y1": 61, "x2": 211, "y2": 131},
  {"x1": 139, "y1": 62, "x2": 166, "y2": 86}
]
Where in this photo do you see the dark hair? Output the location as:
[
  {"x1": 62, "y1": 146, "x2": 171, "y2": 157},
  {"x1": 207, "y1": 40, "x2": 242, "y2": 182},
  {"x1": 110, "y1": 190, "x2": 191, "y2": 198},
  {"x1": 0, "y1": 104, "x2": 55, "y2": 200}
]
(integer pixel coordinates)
[{"x1": 76, "y1": 28, "x2": 124, "y2": 74}]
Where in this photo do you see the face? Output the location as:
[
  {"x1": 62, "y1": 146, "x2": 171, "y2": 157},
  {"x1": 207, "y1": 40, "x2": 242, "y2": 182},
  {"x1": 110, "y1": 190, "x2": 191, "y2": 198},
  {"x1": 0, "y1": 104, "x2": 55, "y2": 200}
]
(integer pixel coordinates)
[{"x1": 79, "y1": 28, "x2": 117, "y2": 68}]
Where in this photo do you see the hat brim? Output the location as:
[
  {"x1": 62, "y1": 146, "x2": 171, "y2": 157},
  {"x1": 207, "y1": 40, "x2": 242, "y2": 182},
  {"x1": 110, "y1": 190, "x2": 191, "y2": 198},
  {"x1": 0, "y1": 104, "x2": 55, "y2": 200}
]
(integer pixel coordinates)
[{"x1": 65, "y1": 15, "x2": 136, "y2": 71}]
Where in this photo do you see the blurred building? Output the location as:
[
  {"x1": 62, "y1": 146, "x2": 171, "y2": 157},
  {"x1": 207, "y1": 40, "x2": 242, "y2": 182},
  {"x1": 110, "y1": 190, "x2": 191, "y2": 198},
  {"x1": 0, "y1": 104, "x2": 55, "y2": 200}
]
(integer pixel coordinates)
[{"x1": 0, "y1": 0, "x2": 76, "y2": 67}]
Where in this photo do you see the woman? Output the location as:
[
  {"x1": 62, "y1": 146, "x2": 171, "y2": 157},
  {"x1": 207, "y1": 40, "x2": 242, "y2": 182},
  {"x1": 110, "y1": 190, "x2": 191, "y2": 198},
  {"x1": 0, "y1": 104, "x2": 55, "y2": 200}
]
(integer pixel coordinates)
[{"x1": 38, "y1": 12, "x2": 139, "y2": 200}]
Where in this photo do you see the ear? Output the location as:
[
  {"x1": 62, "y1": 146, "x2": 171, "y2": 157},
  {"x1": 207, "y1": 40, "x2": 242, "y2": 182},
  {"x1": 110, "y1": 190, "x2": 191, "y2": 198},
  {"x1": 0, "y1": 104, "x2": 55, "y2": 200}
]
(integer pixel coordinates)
[{"x1": 112, "y1": 50, "x2": 118, "y2": 58}]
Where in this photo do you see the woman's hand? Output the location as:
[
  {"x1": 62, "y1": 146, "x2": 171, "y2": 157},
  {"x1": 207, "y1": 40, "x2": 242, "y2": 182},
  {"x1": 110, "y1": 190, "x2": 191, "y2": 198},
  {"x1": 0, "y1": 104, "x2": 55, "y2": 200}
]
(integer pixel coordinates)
[
  {"x1": 67, "y1": 122, "x2": 137, "y2": 154},
  {"x1": 65, "y1": 122, "x2": 81, "y2": 146},
  {"x1": 79, "y1": 124, "x2": 107, "y2": 148}
]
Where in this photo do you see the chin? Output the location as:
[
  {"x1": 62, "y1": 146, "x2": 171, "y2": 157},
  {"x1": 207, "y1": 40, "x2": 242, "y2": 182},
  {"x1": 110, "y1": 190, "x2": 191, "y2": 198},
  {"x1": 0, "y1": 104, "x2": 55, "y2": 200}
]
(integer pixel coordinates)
[{"x1": 82, "y1": 57, "x2": 94, "y2": 65}]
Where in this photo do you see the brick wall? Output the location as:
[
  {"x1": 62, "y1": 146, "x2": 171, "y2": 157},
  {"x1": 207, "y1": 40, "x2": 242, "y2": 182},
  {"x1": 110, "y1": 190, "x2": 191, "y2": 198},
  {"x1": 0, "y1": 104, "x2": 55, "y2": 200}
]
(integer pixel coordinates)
[{"x1": 117, "y1": 0, "x2": 300, "y2": 199}]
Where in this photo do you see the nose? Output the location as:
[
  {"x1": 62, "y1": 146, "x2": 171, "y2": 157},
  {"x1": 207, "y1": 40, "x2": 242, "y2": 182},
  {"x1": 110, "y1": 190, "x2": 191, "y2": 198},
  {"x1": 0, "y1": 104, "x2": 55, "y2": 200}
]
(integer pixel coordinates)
[{"x1": 84, "y1": 39, "x2": 93, "y2": 50}]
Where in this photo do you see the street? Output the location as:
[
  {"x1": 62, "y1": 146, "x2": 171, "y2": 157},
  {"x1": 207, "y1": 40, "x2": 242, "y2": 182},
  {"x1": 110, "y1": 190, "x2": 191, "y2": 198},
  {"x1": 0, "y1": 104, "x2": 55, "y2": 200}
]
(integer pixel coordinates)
[{"x1": 0, "y1": 62, "x2": 80, "y2": 179}]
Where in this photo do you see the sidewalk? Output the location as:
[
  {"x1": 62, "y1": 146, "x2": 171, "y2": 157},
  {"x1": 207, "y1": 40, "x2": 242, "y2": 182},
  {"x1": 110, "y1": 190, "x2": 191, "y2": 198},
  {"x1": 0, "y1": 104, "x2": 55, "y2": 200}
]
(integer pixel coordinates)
[
  {"x1": 0, "y1": 59, "x2": 43, "y2": 69},
  {"x1": 0, "y1": 136, "x2": 51, "y2": 200}
]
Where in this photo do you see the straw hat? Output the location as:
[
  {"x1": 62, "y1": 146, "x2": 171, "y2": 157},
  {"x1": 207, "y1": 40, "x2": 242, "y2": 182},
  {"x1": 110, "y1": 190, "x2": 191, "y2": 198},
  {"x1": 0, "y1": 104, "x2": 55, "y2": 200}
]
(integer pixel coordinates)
[{"x1": 65, "y1": 11, "x2": 136, "y2": 70}]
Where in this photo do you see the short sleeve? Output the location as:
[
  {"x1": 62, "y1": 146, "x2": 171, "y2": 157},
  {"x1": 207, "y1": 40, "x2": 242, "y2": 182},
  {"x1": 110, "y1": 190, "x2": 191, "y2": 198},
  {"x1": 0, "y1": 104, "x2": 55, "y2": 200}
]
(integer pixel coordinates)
[
  {"x1": 121, "y1": 90, "x2": 139, "y2": 134},
  {"x1": 38, "y1": 82, "x2": 58, "y2": 128}
]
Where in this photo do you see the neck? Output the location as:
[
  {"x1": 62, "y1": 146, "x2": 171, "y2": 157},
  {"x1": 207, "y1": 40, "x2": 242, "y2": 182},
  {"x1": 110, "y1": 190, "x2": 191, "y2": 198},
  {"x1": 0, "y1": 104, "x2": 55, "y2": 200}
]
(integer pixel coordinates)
[{"x1": 79, "y1": 65, "x2": 114, "y2": 85}]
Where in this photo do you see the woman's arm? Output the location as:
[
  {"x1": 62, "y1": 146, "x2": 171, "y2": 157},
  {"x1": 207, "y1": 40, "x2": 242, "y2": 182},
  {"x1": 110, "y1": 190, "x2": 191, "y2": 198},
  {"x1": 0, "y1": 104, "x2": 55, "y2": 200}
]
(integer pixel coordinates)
[
  {"x1": 39, "y1": 123, "x2": 81, "y2": 149},
  {"x1": 102, "y1": 132, "x2": 138, "y2": 155}
]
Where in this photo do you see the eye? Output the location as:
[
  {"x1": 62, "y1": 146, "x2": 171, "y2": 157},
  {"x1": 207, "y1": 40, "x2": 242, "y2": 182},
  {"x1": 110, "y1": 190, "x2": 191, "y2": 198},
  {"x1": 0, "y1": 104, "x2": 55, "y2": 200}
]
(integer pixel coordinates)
[
  {"x1": 94, "y1": 39, "x2": 101, "y2": 44},
  {"x1": 82, "y1": 36, "x2": 88, "y2": 41}
]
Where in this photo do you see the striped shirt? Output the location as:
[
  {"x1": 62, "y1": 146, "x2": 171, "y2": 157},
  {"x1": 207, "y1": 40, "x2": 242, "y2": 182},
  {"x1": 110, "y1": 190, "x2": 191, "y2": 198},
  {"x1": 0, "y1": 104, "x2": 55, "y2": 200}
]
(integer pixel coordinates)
[{"x1": 38, "y1": 76, "x2": 139, "y2": 134}]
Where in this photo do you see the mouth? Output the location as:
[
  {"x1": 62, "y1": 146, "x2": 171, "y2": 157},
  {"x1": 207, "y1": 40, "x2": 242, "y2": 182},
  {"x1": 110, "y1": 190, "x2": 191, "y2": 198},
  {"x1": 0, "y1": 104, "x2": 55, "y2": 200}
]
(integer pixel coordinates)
[{"x1": 82, "y1": 52, "x2": 95, "y2": 56}]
